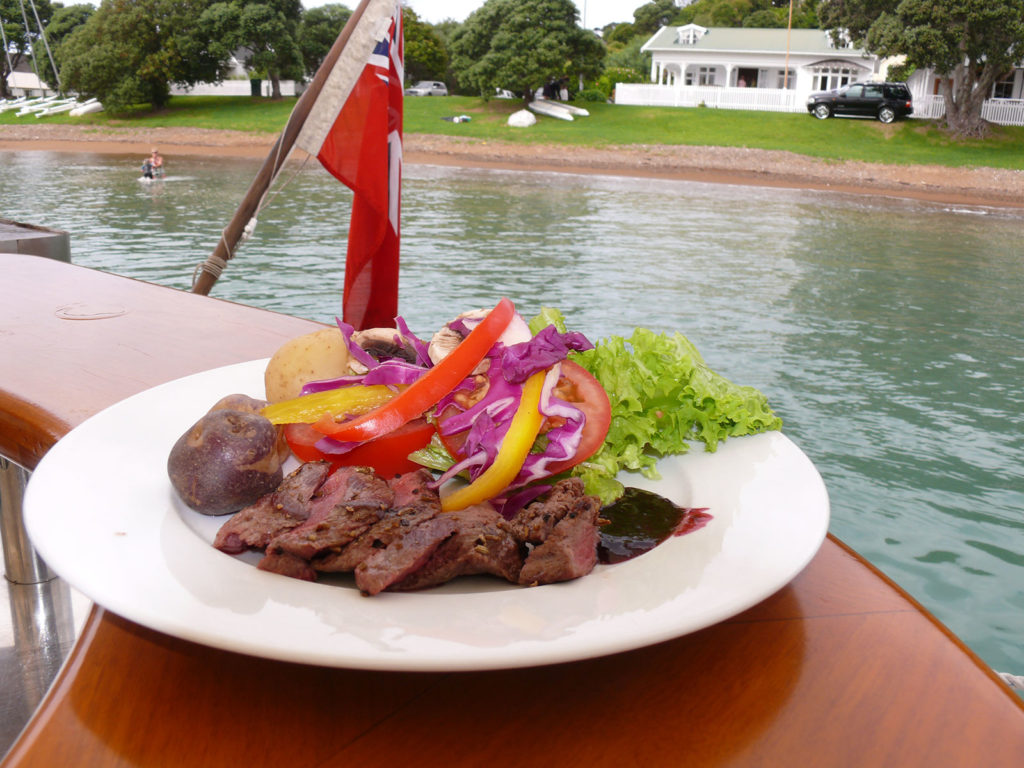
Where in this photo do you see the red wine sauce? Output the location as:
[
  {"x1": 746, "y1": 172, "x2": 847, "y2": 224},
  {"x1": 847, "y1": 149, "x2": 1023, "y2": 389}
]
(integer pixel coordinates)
[{"x1": 598, "y1": 487, "x2": 712, "y2": 564}]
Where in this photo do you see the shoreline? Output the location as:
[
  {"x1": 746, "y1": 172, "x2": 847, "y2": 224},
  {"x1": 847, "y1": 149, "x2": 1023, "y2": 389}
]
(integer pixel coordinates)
[{"x1": 3, "y1": 124, "x2": 1023, "y2": 209}]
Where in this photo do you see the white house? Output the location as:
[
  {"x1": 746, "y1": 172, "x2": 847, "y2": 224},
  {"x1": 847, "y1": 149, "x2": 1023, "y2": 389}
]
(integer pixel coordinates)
[
  {"x1": 637, "y1": 24, "x2": 876, "y2": 95},
  {"x1": 616, "y1": 23, "x2": 1024, "y2": 125}
]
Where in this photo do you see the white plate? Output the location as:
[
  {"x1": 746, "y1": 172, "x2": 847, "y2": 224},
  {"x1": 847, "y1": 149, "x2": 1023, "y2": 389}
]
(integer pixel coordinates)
[{"x1": 24, "y1": 359, "x2": 829, "y2": 671}]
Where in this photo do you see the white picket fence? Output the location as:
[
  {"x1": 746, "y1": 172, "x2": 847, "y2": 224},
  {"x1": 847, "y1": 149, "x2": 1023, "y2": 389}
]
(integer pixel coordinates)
[
  {"x1": 616, "y1": 83, "x2": 801, "y2": 113},
  {"x1": 616, "y1": 83, "x2": 1024, "y2": 126}
]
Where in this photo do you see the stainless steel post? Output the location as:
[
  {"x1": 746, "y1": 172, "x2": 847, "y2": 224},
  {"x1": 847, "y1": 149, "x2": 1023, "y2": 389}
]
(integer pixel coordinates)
[{"x1": 1, "y1": 457, "x2": 55, "y2": 585}]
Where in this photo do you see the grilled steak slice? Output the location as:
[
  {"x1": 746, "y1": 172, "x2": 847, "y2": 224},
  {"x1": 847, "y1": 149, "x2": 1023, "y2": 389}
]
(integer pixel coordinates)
[
  {"x1": 389, "y1": 469, "x2": 441, "y2": 510},
  {"x1": 257, "y1": 550, "x2": 316, "y2": 581},
  {"x1": 314, "y1": 470, "x2": 441, "y2": 573},
  {"x1": 388, "y1": 504, "x2": 524, "y2": 592},
  {"x1": 518, "y1": 491, "x2": 601, "y2": 586},
  {"x1": 266, "y1": 466, "x2": 393, "y2": 561},
  {"x1": 354, "y1": 516, "x2": 458, "y2": 596},
  {"x1": 213, "y1": 461, "x2": 331, "y2": 554},
  {"x1": 505, "y1": 477, "x2": 589, "y2": 544}
]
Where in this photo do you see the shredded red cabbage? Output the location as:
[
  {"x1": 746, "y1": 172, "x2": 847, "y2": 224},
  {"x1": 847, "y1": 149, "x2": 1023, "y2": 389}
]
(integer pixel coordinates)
[{"x1": 500, "y1": 326, "x2": 594, "y2": 384}]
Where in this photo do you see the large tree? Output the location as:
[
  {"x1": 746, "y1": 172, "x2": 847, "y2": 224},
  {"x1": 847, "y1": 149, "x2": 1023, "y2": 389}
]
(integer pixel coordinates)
[
  {"x1": 58, "y1": 0, "x2": 230, "y2": 110},
  {"x1": 818, "y1": 0, "x2": 1024, "y2": 137},
  {"x1": 403, "y1": 6, "x2": 448, "y2": 84},
  {"x1": 207, "y1": 0, "x2": 304, "y2": 98},
  {"x1": 1, "y1": 0, "x2": 56, "y2": 99},
  {"x1": 449, "y1": 0, "x2": 604, "y2": 102},
  {"x1": 297, "y1": 3, "x2": 352, "y2": 77},
  {"x1": 36, "y1": 4, "x2": 93, "y2": 91}
]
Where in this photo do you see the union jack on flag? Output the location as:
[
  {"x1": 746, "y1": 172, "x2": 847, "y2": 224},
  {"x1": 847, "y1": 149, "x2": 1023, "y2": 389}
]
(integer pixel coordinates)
[{"x1": 294, "y1": 0, "x2": 404, "y2": 330}]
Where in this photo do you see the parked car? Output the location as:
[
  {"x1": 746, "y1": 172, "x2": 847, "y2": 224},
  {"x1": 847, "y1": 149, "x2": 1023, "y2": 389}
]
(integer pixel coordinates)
[
  {"x1": 806, "y1": 82, "x2": 913, "y2": 123},
  {"x1": 405, "y1": 81, "x2": 448, "y2": 97}
]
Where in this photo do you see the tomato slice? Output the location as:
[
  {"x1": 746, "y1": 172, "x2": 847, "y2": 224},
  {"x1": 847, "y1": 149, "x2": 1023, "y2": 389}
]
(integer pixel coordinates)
[
  {"x1": 283, "y1": 419, "x2": 435, "y2": 478},
  {"x1": 434, "y1": 359, "x2": 610, "y2": 476},
  {"x1": 544, "y1": 360, "x2": 611, "y2": 475}
]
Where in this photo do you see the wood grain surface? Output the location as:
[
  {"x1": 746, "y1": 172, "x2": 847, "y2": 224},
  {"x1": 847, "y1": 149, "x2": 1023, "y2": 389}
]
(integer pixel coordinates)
[{"x1": 2, "y1": 253, "x2": 1022, "y2": 767}]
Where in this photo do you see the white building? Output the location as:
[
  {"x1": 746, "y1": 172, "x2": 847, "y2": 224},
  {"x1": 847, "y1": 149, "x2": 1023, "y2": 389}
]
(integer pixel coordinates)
[
  {"x1": 617, "y1": 23, "x2": 1024, "y2": 125},
  {"x1": 639, "y1": 24, "x2": 875, "y2": 95}
]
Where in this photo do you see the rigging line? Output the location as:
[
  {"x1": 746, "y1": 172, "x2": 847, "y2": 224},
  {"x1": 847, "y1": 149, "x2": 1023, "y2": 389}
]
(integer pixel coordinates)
[
  {"x1": 198, "y1": 137, "x2": 305, "y2": 288},
  {"x1": 15, "y1": 0, "x2": 43, "y2": 92},
  {"x1": 25, "y1": 0, "x2": 59, "y2": 93},
  {"x1": 0, "y1": 18, "x2": 17, "y2": 80}
]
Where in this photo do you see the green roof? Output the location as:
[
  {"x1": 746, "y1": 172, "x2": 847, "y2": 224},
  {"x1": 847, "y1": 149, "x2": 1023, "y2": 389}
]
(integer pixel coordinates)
[{"x1": 643, "y1": 26, "x2": 866, "y2": 57}]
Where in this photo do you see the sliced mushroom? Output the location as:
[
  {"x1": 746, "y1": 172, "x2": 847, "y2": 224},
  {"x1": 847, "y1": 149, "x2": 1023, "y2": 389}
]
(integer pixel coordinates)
[
  {"x1": 428, "y1": 309, "x2": 492, "y2": 374},
  {"x1": 349, "y1": 328, "x2": 416, "y2": 373}
]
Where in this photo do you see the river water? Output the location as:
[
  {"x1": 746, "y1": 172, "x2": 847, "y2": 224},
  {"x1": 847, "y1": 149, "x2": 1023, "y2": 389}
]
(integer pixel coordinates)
[{"x1": 3, "y1": 149, "x2": 1023, "y2": 679}]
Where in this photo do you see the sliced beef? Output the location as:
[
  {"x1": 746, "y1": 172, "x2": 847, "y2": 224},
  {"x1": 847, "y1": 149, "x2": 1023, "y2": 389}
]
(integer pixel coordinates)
[
  {"x1": 213, "y1": 461, "x2": 331, "y2": 554},
  {"x1": 314, "y1": 469, "x2": 441, "y2": 573},
  {"x1": 518, "y1": 490, "x2": 601, "y2": 586},
  {"x1": 257, "y1": 550, "x2": 316, "y2": 581},
  {"x1": 388, "y1": 504, "x2": 524, "y2": 592},
  {"x1": 505, "y1": 477, "x2": 589, "y2": 544},
  {"x1": 266, "y1": 466, "x2": 393, "y2": 562},
  {"x1": 354, "y1": 516, "x2": 458, "y2": 596},
  {"x1": 388, "y1": 469, "x2": 441, "y2": 510}
]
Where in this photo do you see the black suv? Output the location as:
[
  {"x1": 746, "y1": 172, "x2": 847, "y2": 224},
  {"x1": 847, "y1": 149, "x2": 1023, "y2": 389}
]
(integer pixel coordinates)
[{"x1": 806, "y1": 82, "x2": 913, "y2": 123}]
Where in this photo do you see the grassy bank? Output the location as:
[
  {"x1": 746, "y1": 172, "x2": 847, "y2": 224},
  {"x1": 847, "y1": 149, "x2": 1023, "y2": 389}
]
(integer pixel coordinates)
[{"x1": 5, "y1": 94, "x2": 1024, "y2": 170}]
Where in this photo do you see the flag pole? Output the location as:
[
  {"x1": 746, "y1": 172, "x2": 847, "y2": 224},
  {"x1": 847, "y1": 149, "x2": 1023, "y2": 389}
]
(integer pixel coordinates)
[{"x1": 192, "y1": 0, "x2": 374, "y2": 296}]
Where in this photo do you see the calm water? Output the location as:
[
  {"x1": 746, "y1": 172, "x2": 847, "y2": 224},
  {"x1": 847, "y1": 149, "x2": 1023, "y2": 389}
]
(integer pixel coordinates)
[{"x1": 3, "y1": 150, "x2": 1023, "y2": 678}]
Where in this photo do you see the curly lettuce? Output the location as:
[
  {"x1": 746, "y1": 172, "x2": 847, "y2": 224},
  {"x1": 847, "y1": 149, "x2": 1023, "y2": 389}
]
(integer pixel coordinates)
[{"x1": 566, "y1": 321, "x2": 783, "y2": 504}]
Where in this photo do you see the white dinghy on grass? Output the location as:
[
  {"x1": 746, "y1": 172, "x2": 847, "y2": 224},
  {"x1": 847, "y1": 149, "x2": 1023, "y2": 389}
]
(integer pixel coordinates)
[{"x1": 527, "y1": 99, "x2": 574, "y2": 121}]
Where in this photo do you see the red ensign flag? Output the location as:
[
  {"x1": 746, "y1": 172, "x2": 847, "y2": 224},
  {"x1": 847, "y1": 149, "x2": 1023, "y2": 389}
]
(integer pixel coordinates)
[{"x1": 295, "y1": 0, "x2": 403, "y2": 330}]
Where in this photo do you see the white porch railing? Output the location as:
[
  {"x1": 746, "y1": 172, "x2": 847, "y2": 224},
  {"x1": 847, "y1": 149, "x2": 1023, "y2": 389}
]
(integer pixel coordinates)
[{"x1": 616, "y1": 83, "x2": 1024, "y2": 126}]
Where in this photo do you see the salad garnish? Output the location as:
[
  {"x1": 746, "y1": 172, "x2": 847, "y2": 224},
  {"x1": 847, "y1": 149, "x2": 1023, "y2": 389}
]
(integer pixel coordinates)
[{"x1": 260, "y1": 299, "x2": 782, "y2": 514}]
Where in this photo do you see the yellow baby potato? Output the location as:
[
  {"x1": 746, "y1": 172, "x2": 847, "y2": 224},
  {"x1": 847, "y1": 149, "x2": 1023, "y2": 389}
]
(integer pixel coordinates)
[{"x1": 264, "y1": 327, "x2": 351, "y2": 403}]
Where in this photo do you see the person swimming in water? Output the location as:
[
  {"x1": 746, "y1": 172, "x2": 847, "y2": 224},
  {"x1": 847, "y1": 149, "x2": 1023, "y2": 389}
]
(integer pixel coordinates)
[{"x1": 150, "y1": 149, "x2": 164, "y2": 176}]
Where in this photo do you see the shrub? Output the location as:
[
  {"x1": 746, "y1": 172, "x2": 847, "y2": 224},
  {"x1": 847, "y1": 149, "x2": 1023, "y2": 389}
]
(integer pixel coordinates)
[{"x1": 575, "y1": 88, "x2": 606, "y2": 103}]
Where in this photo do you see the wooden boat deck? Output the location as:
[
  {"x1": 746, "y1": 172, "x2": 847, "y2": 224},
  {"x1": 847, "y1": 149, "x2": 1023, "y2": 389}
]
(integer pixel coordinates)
[{"x1": 2, "y1": 253, "x2": 1022, "y2": 766}]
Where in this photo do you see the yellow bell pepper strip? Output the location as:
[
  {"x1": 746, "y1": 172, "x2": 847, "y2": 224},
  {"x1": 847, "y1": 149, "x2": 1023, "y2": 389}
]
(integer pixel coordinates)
[
  {"x1": 441, "y1": 370, "x2": 546, "y2": 512},
  {"x1": 261, "y1": 385, "x2": 398, "y2": 426},
  {"x1": 312, "y1": 297, "x2": 516, "y2": 442}
]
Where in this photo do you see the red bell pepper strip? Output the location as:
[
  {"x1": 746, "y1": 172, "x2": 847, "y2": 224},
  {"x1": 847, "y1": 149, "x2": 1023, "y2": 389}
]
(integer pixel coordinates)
[{"x1": 312, "y1": 297, "x2": 516, "y2": 442}]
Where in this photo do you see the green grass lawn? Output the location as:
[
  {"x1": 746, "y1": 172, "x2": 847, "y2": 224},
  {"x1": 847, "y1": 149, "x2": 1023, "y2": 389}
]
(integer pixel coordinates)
[{"x1": 5, "y1": 93, "x2": 1024, "y2": 170}]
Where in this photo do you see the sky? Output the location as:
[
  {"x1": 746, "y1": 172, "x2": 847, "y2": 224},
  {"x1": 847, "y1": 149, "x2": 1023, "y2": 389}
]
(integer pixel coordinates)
[{"x1": 302, "y1": 1, "x2": 641, "y2": 30}]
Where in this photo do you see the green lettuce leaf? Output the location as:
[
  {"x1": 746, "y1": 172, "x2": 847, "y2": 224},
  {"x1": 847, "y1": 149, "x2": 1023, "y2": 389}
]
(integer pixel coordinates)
[{"x1": 570, "y1": 326, "x2": 783, "y2": 504}]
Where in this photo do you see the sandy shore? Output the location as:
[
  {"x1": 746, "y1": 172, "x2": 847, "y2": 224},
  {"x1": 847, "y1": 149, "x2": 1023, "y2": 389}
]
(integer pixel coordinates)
[{"x1": 3, "y1": 123, "x2": 1023, "y2": 209}]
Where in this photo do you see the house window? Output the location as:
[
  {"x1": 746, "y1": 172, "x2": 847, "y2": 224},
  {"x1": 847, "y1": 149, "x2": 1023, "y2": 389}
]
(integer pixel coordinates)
[
  {"x1": 812, "y1": 66, "x2": 856, "y2": 91},
  {"x1": 992, "y1": 74, "x2": 1015, "y2": 99},
  {"x1": 777, "y1": 69, "x2": 795, "y2": 89},
  {"x1": 698, "y1": 66, "x2": 716, "y2": 86}
]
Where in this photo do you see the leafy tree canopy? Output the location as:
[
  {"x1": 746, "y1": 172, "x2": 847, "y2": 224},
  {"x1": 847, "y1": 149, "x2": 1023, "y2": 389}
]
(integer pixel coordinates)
[
  {"x1": 674, "y1": 0, "x2": 818, "y2": 29},
  {"x1": 37, "y1": 4, "x2": 94, "y2": 90},
  {"x1": 1, "y1": 0, "x2": 56, "y2": 97},
  {"x1": 221, "y1": 0, "x2": 305, "y2": 97},
  {"x1": 59, "y1": 0, "x2": 231, "y2": 110},
  {"x1": 632, "y1": 0, "x2": 683, "y2": 37},
  {"x1": 403, "y1": 6, "x2": 448, "y2": 83},
  {"x1": 449, "y1": 0, "x2": 604, "y2": 101},
  {"x1": 818, "y1": 0, "x2": 1024, "y2": 136},
  {"x1": 297, "y1": 3, "x2": 352, "y2": 77}
]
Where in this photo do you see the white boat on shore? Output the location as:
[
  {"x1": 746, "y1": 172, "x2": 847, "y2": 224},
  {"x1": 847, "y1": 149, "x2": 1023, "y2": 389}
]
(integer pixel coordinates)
[
  {"x1": 528, "y1": 99, "x2": 574, "y2": 121},
  {"x1": 69, "y1": 99, "x2": 103, "y2": 116}
]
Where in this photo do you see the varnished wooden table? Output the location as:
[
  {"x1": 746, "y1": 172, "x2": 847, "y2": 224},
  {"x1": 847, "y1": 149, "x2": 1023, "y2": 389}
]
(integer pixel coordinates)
[{"x1": 2, "y1": 253, "x2": 1023, "y2": 767}]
